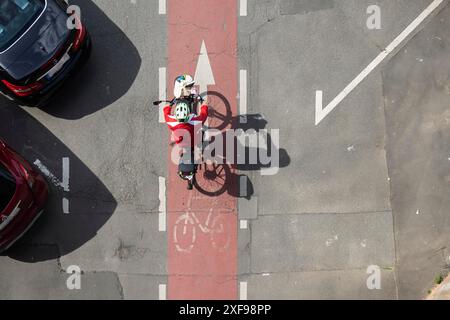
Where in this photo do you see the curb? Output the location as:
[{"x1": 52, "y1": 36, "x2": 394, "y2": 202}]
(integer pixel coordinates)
[{"x1": 426, "y1": 275, "x2": 450, "y2": 300}]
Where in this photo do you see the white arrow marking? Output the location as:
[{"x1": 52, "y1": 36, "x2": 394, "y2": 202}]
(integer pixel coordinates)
[
  {"x1": 194, "y1": 40, "x2": 216, "y2": 141},
  {"x1": 315, "y1": 0, "x2": 445, "y2": 125},
  {"x1": 194, "y1": 40, "x2": 215, "y2": 95}
]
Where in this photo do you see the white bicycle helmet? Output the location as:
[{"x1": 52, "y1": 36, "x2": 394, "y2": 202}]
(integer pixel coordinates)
[
  {"x1": 174, "y1": 74, "x2": 195, "y2": 98},
  {"x1": 175, "y1": 100, "x2": 190, "y2": 122}
]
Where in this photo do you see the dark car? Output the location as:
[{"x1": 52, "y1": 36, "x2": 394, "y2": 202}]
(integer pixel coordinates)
[
  {"x1": 0, "y1": 139, "x2": 48, "y2": 253},
  {"x1": 0, "y1": 0, "x2": 91, "y2": 106}
]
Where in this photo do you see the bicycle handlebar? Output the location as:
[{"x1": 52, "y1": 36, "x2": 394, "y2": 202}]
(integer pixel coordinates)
[
  {"x1": 152, "y1": 99, "x2": 175, "y2": 106},
  {"x1": 153, "y1": 94, "x2": 204, "y2": 107}
]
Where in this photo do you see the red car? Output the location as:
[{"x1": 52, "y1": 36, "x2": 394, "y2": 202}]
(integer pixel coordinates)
[{"x1": 0, "y1": 139, "x2": 48, "y2": 253}]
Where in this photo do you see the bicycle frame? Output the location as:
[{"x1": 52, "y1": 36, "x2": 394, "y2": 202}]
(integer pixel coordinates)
[
  {"x1": 185, "y1": 209, "x2": 215, "y2": 234},
  {"x1": 155, "y1": 93, "x2": 206, "y2": 190}
]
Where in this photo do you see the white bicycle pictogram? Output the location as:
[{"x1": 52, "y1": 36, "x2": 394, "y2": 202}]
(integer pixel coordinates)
[{"x1": 173, "y1": 198, "x2": 231, "y2": 253}]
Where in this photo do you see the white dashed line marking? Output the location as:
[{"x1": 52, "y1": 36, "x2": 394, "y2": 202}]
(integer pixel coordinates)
[
  {"x1": 159, "y1": 284, "x2": 167, "y2": 300},
  {"x1": 62, "y1": 157, "x2": 70, "y2": 192},
  {"x1": 159, "y1": 177, "x2": 167, "y2": 231},
  {"x1": 62, "y1": 157, "x2": 70, "y2": 214},
  {"x1": 239, "y1": 175, "x2": 247, "y2": 197},
  {"x1": 239, "y1": 281, "x2": 248, "y2": 300},
  {"x1": 239, "y1": 70, "x2": 247, "y2": 123},
  {"x1": 34, "y1": 159, "x2": 60, "y2": 187},
  {"x1": 240, "y1": 0, "x2": 247, "y2": 16},
  {"x1": 34, "y1": 158, "x2": 70, "y2": 214},
  {"x1": 63, "y1": 198, "x2": 70, "y2": 214},
  {"x1": 159, "y1": 67, "x2": 167, "y2": 123},
  {"x1": 159, "y1": 0, "x2": 166, "y2": 15}
]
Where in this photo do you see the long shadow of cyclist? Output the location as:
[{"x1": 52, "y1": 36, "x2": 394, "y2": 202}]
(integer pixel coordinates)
[{"x1": 193, "y1": 91, "x2": 290, "y2": 199}]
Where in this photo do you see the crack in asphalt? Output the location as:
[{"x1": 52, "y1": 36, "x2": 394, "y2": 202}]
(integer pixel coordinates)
[
  {"x1": 380, "y1": 67, "x2": 399, "y2": 300},
  {"x1": 114, "y1": 272, "x2": 125, "y2": 300}
]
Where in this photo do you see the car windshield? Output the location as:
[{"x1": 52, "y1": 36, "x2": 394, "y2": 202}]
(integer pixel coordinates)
[
  {"x1": 0, "y1": 161, "x2": 16, "y2": 213},
  {"x1": 0, "y1": 0, "x2": 45, "y2": 52}
]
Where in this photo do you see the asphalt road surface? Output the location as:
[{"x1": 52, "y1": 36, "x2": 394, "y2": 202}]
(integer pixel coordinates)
[{"x1": 0, "y1": 0, "x2": 449, "y2": 300}]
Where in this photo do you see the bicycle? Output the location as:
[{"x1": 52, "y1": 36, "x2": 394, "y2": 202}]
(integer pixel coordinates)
[
  {"x1": 173, "y1": 198, "x2": 231, "y2": 253},
  {"x1": 153, "y1": 93, "x2": 205, "y2": 190}
]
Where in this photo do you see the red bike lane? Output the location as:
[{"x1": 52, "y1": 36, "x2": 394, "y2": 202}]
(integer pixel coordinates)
[{"x1": 166, "y1": 0, "x2": 238, "y2": 299}]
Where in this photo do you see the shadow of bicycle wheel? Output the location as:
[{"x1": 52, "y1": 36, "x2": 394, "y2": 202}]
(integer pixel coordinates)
[
  {"x1": 194, "y1": 162, "x2": 231, "y2": 197},
  {"x1": 202, "y1": 91, "x2": 232, "y2": 131},
  {"x1": 190, "y1": 90, "x2": 290, "y2": 199}
]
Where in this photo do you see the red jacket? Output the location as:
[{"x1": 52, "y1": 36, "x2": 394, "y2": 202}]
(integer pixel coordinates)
[{"x1": 164, "y1": 105, "x2": 209, "y2": 147}]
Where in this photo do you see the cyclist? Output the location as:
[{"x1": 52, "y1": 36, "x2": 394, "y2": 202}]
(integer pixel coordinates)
[
  {"x1": 159, "y1": 75, "x2": 208, "y2": 190},
  {"x1": 163, "y1": 75, "x2": 208, "y2": 147}
]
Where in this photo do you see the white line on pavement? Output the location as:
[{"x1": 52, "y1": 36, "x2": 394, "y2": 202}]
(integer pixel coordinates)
[
  {"x1": 159, "y1": 67, "x2": 167, "y2": 123},
  {"x1": 239, "y1": 70, "x2": 247, "y2": 123},
  {"x1": 239, "y1": 281, "x2": 248, "y2": 300},
  {"x1": 159, "y1": 284, "x2": 167, "y2": 300},
  {"x1": 33, "y1": 159, "x2": 60, "y2": 187},
  {"x1": 159, "y1": 177, "x2": 166, "y2": 232},
  {"x1": 159, "y1": 0, "x2": 166, "y2": 15},
  {"x1": 204, "y1": 117, "x2": 211, "y2": 142},
  {"x1": 315, "y1": 0, "x2": 445, "y2": 125},
  {"x1": 195, "y1": 40, "x2": 216, "y2": 95},
  {"x1": 63, "y1": 198, "x2": 70, "y2": 214},
  {"x1": 240, "y1": 0, "x2": 247, "y2": 16},
  {"x1": 62, "y1": 157, "x2": 70, "y2": 192},
  {"x1": 240, "y1": 220, "x2": 248, "y2": 229},
  {"x1": 239, "y1": 175, "x2": 247, "y2": 197},
  {"x1": 34, "y1": 158, "x2": 70, "y2": 214}
]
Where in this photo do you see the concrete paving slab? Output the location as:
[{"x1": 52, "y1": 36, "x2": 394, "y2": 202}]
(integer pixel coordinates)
[
  {"x1": 251, "y1": 212, "x2": 395, "y2": 273},
  {"x1": 0, "y1": 245, "x2": 122, "y2": 299},
  {"x1": 247, "y1": 2, "x2": 395, "y2": 215},
  {"x1": 382, "y1": 4, "x2": 450, "y2": 299},
  {"x1": 238, "y1": 196, "x2": 258, "y2": 220},
  {"x1": 59, "y1": 205, "x2": 167, "y2": 275},
  {"x1": 334, "y1": 0, "x2": 433, "y2": 49},
  {"x1": 247, "y1": 269, "x2": 397, "y2": 299},
  {"x1": 279, "y1": 0, "x2": 335, "y2": 16},
  {"x1": 118, "y1": 274, "x2": 167, "y2": 300},
  {"x1": 238, "y1": 227, "x2": 251, "y2": 275}
]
